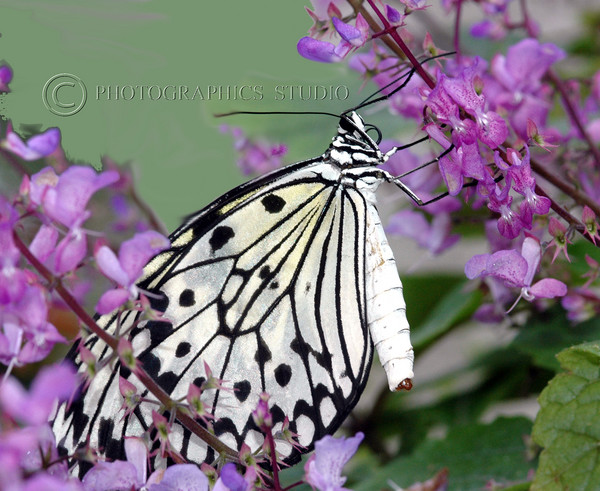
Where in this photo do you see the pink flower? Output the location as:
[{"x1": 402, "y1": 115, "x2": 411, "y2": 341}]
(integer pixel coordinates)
[
  {"x1": 27, "y1": 166, "x2": 119, "y2": 274},
  {"x1": 487, "y1": 38, "x2": 566, "y2": 138},
  {"x1": 298, "y1": 14, "x2": 369, "y2": 63},
  {"x1": 1, "y1": 126, "x2": 60, "y2": 161},
  {"x1": 304, "y1": 432, "x2": 364, "y2": 491},
  {"x1": 29, "y1": 166, "x2": 119, "y2": 228},
  {"x1": 221, "y1": 126, "x2": 287, "y2": 176},
  {"x1": 95, "y1": 231, "x2": 170, "y2": 314},
  {"x1": 0, "y1": 363, "x2": 77, "y2": 425},
  {"x1": 387, "y1": 210, "x2": 460, "y2": 255},
  {"x1": 0, "y1": 64, "x2": 12, "y2": 92},
  {"x1": 465, "y1": 237, "x2": 567, "y2": 311}
]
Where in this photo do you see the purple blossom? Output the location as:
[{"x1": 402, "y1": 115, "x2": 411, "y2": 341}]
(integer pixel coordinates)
[
  {"x1": 304, "y1": 432, "x2": 364, "y2": 491},
  {"x1": 0, "y1": 363, "x2": 77, "y2": 425},
  {"x1": 441, "y1": 60, "x2": 508, "y2": 148},
  {"x1": 470, "y1": 20, "x2": 506, "y2": 40},
  {"x1": 465, "y1": 237, "x2": 567, "y2": 310},
  {"x1": 213, "y1": 463, "x2": 254, "y2": 491},
  {"x1": 0, "y1": 197, "x2": 20, "y2": 271},
  {"x1": 0, "y1": 64, "x2": 12, "y2": 92},
  {"x1": 481, "y1": 179, "x2": 525, "y2": 239},
  {"x1": 498, "y1": 146, "x2": 551, "y2": 226},
  {"x1": 0, "y1": 425, "x2": 78, "y2": 490},
  {"x1": 95, "y1": 231, "x2": 170, "y2": 314},
  {"x1": 385, "y1": 5, "x2": 403, "y2": 25},
  {"x1": 333, "y1": 15, "x2": 368, "y2": 49},
  {"x1": 28, "y1": 166, "x2": 119, "y2": 229},
  {"x1": 426, "y1": 76, "x2": 479, "y2": 146},
  {"x1": 21, "y1": 474, "x2": 83, "y2": 491},
  {"x1": 297, "y1": 37, "x2": 344, "y2": 63},
  {"x1": 1, "y1": 126, "x2": 61, "y2": 161},
  {"x1": 298, "y1": 15, "x2": 369, "y2": 63},
  {"x1": 425, "y1": 123, "x2": 487, "y2": 196},
  {"x1": 0, "y1": 284, "x2": 66, "y2": 369},
  {"x1": 486, "y1": 38, "x2": 566, "y2": 138},
  {"x1": 148, "y1": 464, "x2": 209, "y2": 491},
  {"x1": 221, "y1": 126, "x2": 287, "y2": 176},
  {"x1": 251, "y1": 392, "x2": 273, "y2": 431},
  {"x1": 83, "y1": 437, "x2": 146, "y2": 490},
  {"x1": 81, "y1": 428, "x2": 209, "y2": 490},
  {"x1": 25, "y1": 166, "x2": 119, "y2": 274},
  {"x1": 387, "y1": 210, "x2": 460, "y2": 255}
]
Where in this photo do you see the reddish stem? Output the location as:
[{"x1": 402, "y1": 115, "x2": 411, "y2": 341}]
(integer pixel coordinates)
[
  {"x1": 265, "y1": 428, "x2": 282, "y2": 491},
  {"x1": 366, "y1": 0, "x2": 436, "y2": 89},
  {"x1": 350, "y1": 0, "x2": 436, "y2": 89},
  {"x1": 13, "y1": 231, "x2": 238, "y2": 460}
]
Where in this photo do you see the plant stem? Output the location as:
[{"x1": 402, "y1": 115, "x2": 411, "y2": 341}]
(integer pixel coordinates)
[
  {"x1": 13, "y1": 231, "x2": 238, "y2": 461},
  {"x1": 265, "y1": 429, "x2": 282, "y2": 491},
  {"x1": 350, "y1": 0, "x2": 436, "y2": 89}
]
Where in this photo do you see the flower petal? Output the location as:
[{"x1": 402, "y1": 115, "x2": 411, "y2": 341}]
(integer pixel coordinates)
[
  {"x1": 95, "y1": 245, "x2": 130, "y2": 286},
  {"x1": 96, "y1": 288, "x2": 130, "y2": 315},
  {"x1": 82, "y1": 461, "x2": 141, "y2": 491},
  {"x1": 529, "y1": 278, "x2": 568, "y2": 298},
  {"x1": 297, "y1": 37, "x2": 342, "y2": 63},
  {"x1": 147, "y1": 464, "x2": 209, "y2": 491}
]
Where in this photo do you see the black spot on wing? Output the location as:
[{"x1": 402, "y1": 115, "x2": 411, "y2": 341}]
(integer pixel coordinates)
[
  {"x1": 149, "y1": 290, "x2": 169, "y2": 312},
  {"x1": 290, "y1": 336, "x2": 331, "y2": 370},
  {"x1": 179, "y1": 289, "x2": 195, "y2": 307},
  {"x1": 139, "y1": 352, "x2": 161, "y2": 378},
  {"x1": 176, "y1": 342, "x2": 191, "y2": 358},
  {"x1": 193, "y1": 376, "x2": 206, "y2": 388},
  {"x1": 119, "y1": 363, "x2": 131, "y2": 380},
  {"x1": 209, "y1": 226, "x2": 235, "y2": 252},
  {"x1": 147, "y1": 320, "x2": 174, "y2": 346},
  {"x1": 274, "y1": 363, "x2": 292, "y2": 387},
  {"x1": 255, "y1": 335, "x2": 272, "y2": 365},
  {"x1": 259, "y1": 265, "x2": 271, "y2": 279},
  {"x1": 234, "y1": 380, "x2": 251, "y2": 402},
  {"x1": 261, "y1": 194, "x2": 285, "y2": 213},
  {"x1": 270, "y1": 404, "x2": 286, "y2": 425},
  {"x1": 156, "y1": 371, "x2": 178, "y2": 393}
]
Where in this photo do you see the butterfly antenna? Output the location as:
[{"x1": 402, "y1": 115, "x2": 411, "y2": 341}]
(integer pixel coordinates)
[
  {"x1": 215, "y1": 110, "x2": 341, "y2": 119},
  {"x1": 345, "y1": 51, "x2": 454, "y2": 114}
]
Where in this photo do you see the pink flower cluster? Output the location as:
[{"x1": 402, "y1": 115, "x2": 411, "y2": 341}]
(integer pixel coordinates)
[{"x1": 293, "y1": 0, "x2": 600, "y2": 319}]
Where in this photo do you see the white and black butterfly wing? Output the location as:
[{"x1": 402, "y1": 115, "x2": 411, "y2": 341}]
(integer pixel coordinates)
[{"x1": 53, "y1": 157, "x2": 375, "y2": 471}]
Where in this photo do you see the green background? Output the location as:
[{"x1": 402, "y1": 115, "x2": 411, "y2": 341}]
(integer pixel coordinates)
[{"x1": 0, "y1": 1, "x2": 359, "y2": 230}]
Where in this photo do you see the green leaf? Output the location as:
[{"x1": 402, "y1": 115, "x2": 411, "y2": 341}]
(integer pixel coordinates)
[
  {"x1": 407, "y1": 279, "x2": 482, "y2": 350},
  {"x1": 512, "y1": 309, "x2": 600, "y2": 372},
  {"x1": 354, "y1": 417, "x2": 533, "y2": 491},
  {"x1": 531, "y1": 341, "x2": 600, "y2": 490}
]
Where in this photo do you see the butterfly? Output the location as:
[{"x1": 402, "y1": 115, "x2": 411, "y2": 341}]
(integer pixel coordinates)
[{"x1": 52, "y1": 108, "x2": 417, "y2": 476}]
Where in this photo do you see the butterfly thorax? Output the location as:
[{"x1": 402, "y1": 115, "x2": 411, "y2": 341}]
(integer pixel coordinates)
[{"x1": 325, "y1": 111, "x2": 385, "y2": 170}]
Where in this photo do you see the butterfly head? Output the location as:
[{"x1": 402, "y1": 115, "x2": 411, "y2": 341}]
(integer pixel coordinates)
[{"x1": 328, "y1": 111, "x2": 385, "y2": 168}]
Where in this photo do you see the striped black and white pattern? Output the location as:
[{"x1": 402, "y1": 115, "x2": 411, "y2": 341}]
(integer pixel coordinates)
[{"x1": 52, "y1": 111, "x2": 414, "y2": 475}]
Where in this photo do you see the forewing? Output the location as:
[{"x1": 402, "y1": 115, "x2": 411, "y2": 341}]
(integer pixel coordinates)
[{"x1": 53, "y1": 160, "x2": 373, "y2": 470}]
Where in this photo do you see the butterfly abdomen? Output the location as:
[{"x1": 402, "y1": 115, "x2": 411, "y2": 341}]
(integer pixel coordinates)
[{"x1": 365, "y1": 204, "x2": 414, "y2": 392}]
